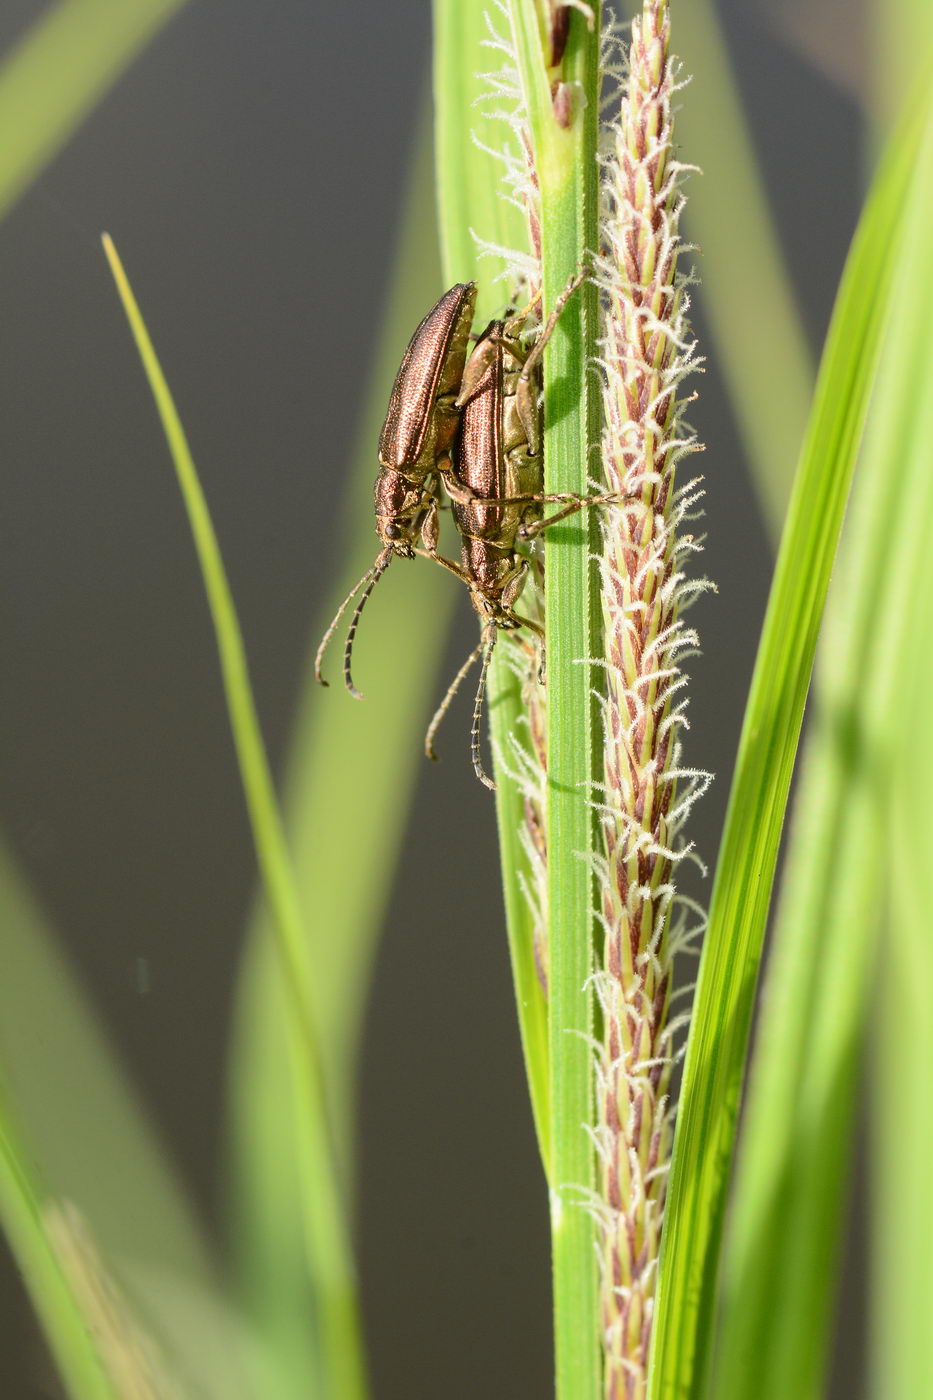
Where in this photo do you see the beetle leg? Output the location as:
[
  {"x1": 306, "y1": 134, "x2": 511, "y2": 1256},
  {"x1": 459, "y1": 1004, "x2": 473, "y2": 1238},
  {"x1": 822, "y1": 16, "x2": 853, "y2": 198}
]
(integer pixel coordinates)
[
  {"x1": 505, "y1": 607, "x2": 546, "y2": 683},
  {"x1": 517, "y1": 268, "x2": 587, "y2": 366},
  {"x1": 515, "y1": 374, "x2": 541, "y2": 455},
  {"x1": 500, "y1": 557, "x2": 530, "y2": 613},
  {"x1": 438, "y1": 463, "x2": 479, "y2": 507},
  {"x1": 517, "y1": 491, "x2": 632, "y2": 540},
  {"x1": 424, "y1": 636, "x2": 485, "y2": 761},
  {"x1": 433, "y1": 391, "x2": 461, "y2": 423},
  {"x1": 455, "y1": 349, "x2": 498, "y2": 409},
  {"x1": 513, "y1": 267, "x2": 590, "y2": 451},
  {"x1": 420, "y1": 498, "x2": 441, "y2": 553},
  {"x1": 412, "y1": 544, "x2": 471, "y2": 585},
  {"x1": 509, "y1": 610, "x2": 543, "y2": 640},
  {"x1": 505, "y1": 283, "x2": 543, "y2": 326},
  {"x1": 502, "y1": 275, "x2": 536, "y2": 317}
]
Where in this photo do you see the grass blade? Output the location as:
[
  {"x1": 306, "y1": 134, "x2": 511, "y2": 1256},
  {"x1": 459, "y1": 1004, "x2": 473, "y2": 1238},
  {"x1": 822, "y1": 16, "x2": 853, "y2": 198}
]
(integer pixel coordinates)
[
  {"x1": 0, "y1": 5, "x2": 261, "y2": 1393},
  {"x1": 436, "y1": 2, "x2": 605, "y2": 1384},
  {"x1": 0, "y1": 1088, "x2": 116, "y2": 1400},
  {"x1": 672, "y1": 0, "x2": 813, "y2": 533},
  {"x1": 869, "y1": 106, "x2": 933, "y2": 1400},
  {"x1": 227, "y1": 107, "x2": 456, "y2": 1393},
  {"x1": 715, "y1": 83, "x2": 933, "y2": 1400},
  {"x1": 875, "y1": 603, "x2": 933, "y2": 1398},
  {"x1": 0, "y1": 0, "x2": 188, "y2": 222},
  {"x1": 0, "y1": 841, "x2": 260, "y2": 1399},
  {"x1": 648, "y1": 76, "x2": 930, "y2": 1400},
  {"x1": 102, "y1": 236, "x2": 367, "y2": 1400},
  {"x1": 869, "y1": 0, "x2": 933, "y2": 127},
  {"x1": 508, "y1": 4, "x2": 604, "y2": 1394},
  {"x1": 433, "y1": 0, "x2": 551, "y2": 1166},
  {"x1": 434, "y1": 5, "x2": 529, "y2": 290}
]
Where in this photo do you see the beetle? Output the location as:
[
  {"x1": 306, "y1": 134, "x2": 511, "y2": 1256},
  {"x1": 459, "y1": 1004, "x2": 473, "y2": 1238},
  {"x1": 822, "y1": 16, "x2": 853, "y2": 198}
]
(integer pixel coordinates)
[
  {"x1": 315, "y1": 281, "x2": 477, "y2": 697},
  {"x1": 424, "y1": 276, "x2": 625, "y2": 788}
]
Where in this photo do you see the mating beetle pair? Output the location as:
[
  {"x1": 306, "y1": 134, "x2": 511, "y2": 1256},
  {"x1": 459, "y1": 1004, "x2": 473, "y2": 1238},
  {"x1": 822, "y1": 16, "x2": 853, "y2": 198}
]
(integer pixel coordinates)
[
  {"x1": 315, "y1": 275, "x2": 617, "y2": 788},
  {"x1": 314, "y1": 283, "x2": 477, "y2": 701}
]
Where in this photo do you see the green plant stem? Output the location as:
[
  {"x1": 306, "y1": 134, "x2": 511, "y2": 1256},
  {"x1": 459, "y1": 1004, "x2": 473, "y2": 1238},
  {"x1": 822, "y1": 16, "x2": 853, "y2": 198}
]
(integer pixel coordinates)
[
  {"x1": 0, "y1": 1092, "x2": 116, "y2": 1400},
  {"x1": 510, "y1": 4, "x2": 602, "y2": 1395},
  {"x1": 102, "y1": 236, "x2": 367, "y2": 1400},
  {"x1": 648, "y1": 83, "x2": 929, "y2": 1400}
]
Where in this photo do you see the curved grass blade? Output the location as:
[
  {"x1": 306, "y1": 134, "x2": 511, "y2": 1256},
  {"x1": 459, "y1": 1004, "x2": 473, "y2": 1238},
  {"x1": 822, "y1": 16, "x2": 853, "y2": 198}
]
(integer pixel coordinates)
[
  {"x1": 869, "y1": 0, "x2": 933, "y2": 127},
  {"x1": 433, "y1": 0, "x2": 551, "y2": 1170},
  {"x1": 0, "y1": 842, "x2": 260, "y2": 1400},
  {"x1": 877, "y1": 568, "x2": 933, "y2": 1399},
  {"x1": 102, "y1": 236, "x2": 368, "y2": 1400},
  {"x1": 227, "y1": 108, "x2": 455, "y2": 1394},
  {"x1": 0, "y1": 5, "x2": 250, "y2": 1394},
  {"x1": 869, "y1": 105, "x2": 933, "y2": 1400},
  {"x1": 0, "y1": 1090, "x2": 116, "y2": 1400},
  {"x1": 715, "y1": 89, "x2": 933, "y2": 1400},
  {"x1": 648, "y1": 79, "x2": 931, "y2": 1400},
  {"x1": 0, "y1": 0, "x2": 188, "y2": 223}
]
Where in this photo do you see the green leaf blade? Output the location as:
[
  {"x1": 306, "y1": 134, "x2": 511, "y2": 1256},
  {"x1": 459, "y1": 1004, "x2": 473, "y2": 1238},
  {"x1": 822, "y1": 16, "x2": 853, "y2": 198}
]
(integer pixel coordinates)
[
  {"x1": 0, "y1": 0, "x2": 188, "y2": 222},
  {"x1": 649, "y1": 76, "x2": 933, "y2": 1400},
  {"x1": 0, "y1": 1097, "x2": 117, "y2": 1400},
  {"x1": 102, "y1": 235, "x2": 368, "y2": 1400},
  {"x1": 433, "y1": 0, "x2": 552, "y2": 1168},
  {"x1": 509, "y1": 4, "x2": 604, "y2": 1396},
  {"x1": 716, "y1": 87, "x2": 933, "y2": 1400}
]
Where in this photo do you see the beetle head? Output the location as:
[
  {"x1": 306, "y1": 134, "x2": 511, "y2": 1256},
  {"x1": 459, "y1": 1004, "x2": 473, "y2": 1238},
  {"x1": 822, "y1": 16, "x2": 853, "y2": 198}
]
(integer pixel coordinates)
[{"x1": 374, "y1": 468, "x2": 425, "y2": 558}]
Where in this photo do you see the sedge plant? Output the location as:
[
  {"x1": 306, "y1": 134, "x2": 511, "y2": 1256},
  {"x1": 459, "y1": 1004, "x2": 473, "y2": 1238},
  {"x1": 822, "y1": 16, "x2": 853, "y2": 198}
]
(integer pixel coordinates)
[
  {"x1": 436, "y1": 2, "x2": 933, "y2": 1398},
  {"x1": 3, "y1": 2, "x2": 933, "y2": 1398}
]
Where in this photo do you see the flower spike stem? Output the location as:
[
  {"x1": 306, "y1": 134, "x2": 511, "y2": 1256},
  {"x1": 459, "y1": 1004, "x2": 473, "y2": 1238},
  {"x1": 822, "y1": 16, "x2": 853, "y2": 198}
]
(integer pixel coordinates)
[{"x1": 594, "y1": 3, "x2": 707, "y2": 1394}]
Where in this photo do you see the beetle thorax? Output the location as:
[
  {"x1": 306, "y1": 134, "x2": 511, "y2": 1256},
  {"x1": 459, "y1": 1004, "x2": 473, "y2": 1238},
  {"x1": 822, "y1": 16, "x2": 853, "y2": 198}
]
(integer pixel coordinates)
[{"x1": 374, "y1": 467, "x2": 425, "y2": 555}]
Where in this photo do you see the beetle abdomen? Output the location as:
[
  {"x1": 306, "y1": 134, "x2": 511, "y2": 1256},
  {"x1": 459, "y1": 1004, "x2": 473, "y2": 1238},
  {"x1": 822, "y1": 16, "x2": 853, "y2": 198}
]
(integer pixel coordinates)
[{"x1": 453, "y1": 330, "x2": 506, "y2": 540}]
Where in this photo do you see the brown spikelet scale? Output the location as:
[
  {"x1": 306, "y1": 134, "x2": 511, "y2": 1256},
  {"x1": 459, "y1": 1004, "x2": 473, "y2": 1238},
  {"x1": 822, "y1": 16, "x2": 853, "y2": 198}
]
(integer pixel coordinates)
[{"x1": 592, "y1": 4, "x2": 710, "y2": 1395}]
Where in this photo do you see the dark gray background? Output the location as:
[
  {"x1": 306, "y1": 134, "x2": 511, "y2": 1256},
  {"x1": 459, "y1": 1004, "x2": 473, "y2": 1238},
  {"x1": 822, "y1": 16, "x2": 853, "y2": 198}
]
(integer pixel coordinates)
[{"x1": 0, "y1": 2, "x2": 862, "y2": 1395}]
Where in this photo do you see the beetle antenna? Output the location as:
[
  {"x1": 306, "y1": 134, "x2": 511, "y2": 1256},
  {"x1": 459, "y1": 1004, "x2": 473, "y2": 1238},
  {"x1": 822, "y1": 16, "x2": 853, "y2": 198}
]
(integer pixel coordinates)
[
  {"x1": 314, "y1": 548, "x2": 391, "y2": 695},
  {"x1": 471, "y1": 625, "x2": 498, "y2": 791},
  {"x1": 342, "y1": 549, "x2": 393, "y2": 699},
  {"x1": 424, "y1": 637, "x2": 485, "y2": 763}
]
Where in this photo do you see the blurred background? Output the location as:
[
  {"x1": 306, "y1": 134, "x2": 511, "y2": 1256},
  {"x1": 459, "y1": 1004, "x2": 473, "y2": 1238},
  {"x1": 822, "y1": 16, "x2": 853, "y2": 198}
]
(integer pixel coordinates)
[{"x1": 0, "y1": 1, "x2": 865, "y2": 1395}]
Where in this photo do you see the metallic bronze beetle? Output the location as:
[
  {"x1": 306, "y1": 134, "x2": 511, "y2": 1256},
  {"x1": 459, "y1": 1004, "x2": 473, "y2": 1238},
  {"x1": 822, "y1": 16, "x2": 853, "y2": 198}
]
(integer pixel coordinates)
[
  {"x1": 426, "y1": 277, "x2": 621, "y2": 788},
  {"x1": 315, "y1": 281, "x2": 477, "y2": 697}
]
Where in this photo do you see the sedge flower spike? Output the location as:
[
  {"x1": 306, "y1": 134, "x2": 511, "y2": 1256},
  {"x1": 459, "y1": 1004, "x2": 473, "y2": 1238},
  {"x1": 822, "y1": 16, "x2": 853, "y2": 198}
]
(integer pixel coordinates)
[{"x1": 592, "y1": 3, "x2": 710, "y2": 1394}]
